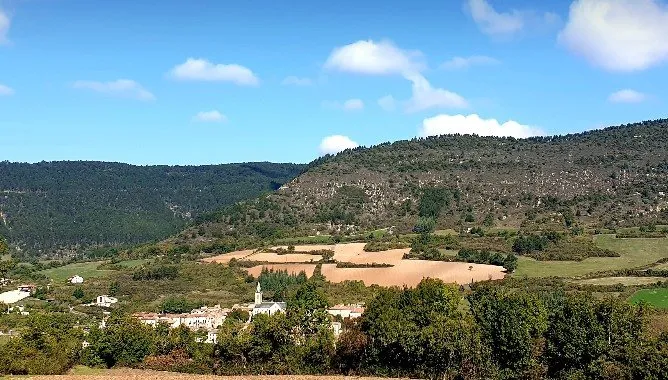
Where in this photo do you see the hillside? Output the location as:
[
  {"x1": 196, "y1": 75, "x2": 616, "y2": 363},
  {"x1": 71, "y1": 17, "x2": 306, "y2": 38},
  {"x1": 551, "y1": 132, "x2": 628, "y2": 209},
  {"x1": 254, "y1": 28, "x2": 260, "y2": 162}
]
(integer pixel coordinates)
[
  {"x1": 191, "y1": 119, "x2": 668, "y2": 240},
  {"x1": 0, "y1": 161, "x2": 304, "y2": 255}
]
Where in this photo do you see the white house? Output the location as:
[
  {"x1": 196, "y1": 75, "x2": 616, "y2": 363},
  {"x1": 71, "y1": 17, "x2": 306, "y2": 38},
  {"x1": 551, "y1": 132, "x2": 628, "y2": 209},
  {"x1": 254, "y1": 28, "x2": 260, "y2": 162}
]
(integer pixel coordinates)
[
  {"x1": 250, "y1": 282, "x2": 286, "y2": 317},
  {"x1": 69, "y1": 275, "x2": 84, "y2": 284},
  {"x1": 94, "y1": 295, "x2": 118, "y2": 307},
  {"x1": 327, "y1": 304, "x2": 364, "y2": 319}
]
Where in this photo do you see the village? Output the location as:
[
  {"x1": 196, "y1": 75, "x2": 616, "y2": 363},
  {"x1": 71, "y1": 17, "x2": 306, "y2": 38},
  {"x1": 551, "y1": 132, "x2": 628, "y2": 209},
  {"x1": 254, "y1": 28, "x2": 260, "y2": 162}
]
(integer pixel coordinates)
[{"x1": 132, "y1": 283, "x2": 364, "y2": 343}]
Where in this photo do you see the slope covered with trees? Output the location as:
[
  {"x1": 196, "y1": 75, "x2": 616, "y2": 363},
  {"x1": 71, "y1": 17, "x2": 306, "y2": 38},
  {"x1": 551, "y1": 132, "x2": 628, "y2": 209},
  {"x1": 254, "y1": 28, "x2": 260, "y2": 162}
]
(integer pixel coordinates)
[
  {"x1": 0, "y1": 161, "x2": 304, "y2": 255},
  {"x1": 192, "y1": 119, "x2": 668, "y2": 241}
]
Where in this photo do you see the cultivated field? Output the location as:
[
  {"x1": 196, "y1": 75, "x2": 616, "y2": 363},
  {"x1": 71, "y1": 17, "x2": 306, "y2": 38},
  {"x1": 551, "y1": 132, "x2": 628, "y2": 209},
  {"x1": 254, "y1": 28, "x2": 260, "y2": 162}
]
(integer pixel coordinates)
[
  {"x1": 515, "y1": 235, "x2": 668, "y2": 277},
  {"x1": 211, "y1": 242, "x2": 505, "y2": 286},
  {"x1": 21, "y1": 367, "x2": 407, "y2": 380},
  {"x1": 321, "y1": 261, "x2": 504, "y2": 287}
]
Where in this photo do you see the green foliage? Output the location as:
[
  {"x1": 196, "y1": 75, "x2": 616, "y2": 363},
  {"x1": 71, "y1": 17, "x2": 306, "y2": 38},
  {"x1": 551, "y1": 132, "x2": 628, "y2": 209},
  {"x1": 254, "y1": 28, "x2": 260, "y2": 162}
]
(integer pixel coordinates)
[
  {"x1": 132, "y1": 264, "x2": 179, "y2": 281},
  {"x1": 159, "y1": 297, "x2": 203, "y2": 314},
  {"x1": 0, "y1": 313, "x2": 82, "y2": 375},
  {"x1": 468, "y1": 287, "x2": 548, "y2": 374},
  {"x1": 512, "y1": 234, "x2": 550, "y2": 254},
  {"x1": 360, "y1": 278, "x2": 493, "y2": 378},
  {"x1": 85, "y1": 315, "x2": 155, "y2": 368},
  {"x1": 418, "y1": 187, "x2": 455, "y2": 219},
  {"x1": 72, "y1": 287, "x2": 84, "y2": 299},
  {"x1": 287, "y1": 281, "x2": 330, "y2": 337},
  {"x1": 258, "y1": 268, "x2": 307, "y2": 300},
  {"x1": 412, "y1": 216, "x2": 436, "y2": 234},
  {"x1": 0, "y1": 235, "x2": 8, "y2": 256},
  {"x1": 0, "y1": 161, "x2": 304, "y2": 255}
]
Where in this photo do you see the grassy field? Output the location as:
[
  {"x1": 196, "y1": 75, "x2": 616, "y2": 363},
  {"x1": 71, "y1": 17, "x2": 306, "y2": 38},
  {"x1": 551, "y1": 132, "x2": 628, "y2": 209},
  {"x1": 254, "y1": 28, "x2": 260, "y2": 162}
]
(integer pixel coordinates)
[
  {"x1": 39, "y1": 259, "x2": 150, "y2": 282},
  {"x1": 575, "y1": 277, "x2": 667, "y2": 286},
  {"x1": 514, "y1": 235, "x2": 668, "y2": 278},
  {"x1": 630, "y1": 288, "x2": 668, "y2": 309}
]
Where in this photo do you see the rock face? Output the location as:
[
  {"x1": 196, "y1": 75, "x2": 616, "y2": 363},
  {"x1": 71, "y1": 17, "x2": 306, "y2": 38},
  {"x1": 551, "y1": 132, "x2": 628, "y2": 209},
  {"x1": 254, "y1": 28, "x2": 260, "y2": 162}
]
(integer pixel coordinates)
[{"x1": 196, "y1": 119, "x2": 668, "y2": 238}]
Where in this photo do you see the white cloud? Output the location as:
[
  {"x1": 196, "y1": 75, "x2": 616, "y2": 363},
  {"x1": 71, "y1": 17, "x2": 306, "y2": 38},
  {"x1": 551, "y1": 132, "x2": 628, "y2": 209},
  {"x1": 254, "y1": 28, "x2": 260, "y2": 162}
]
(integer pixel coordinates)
[
  {"x1": 377, "y1": 95, "x2": 396, "y2": 111},
  {"x1": 558, "y1": 0, "x2": 668, "y2": 72},
  {"x1": 0, "y1": 84, "x2": 14, "y2": 96},
  {"x1": 466, "y1": 0, "x2": 524, "y2": 35},
  {"x1": 0, "y1": 8, "x2": 10, "y2": 45},
  {"x1": 319, "y1": 135, "x2": 359, "y2": 155},
  {"x1": 193, "y1": 110, "x2": 227, "y2": 123},
  {"x1": 608, "y1": 89, "x2": 647, "y2": 103},
  {"x1": 324, "y1": 40, "x2": 468, "y2": 113},
  {"x1": 440, "y1": 55, "x2": 500, "y2": 70},
  {"x1": 169, "y1": 58, "x2": 259, "y2": 86},
  {"x1": 465, "y1": 0, "x2": 559, "y2": 37},
  {"x1": 72, "y1": 79, "x2": 155, "y2": 101},
  {"x1": 324, "y1": 39, "x2": 424, "y2": 76},
  {"x1": 323, "y1": 99, "x2": 365, "y2": 112},
  {"x1": 419, "y1": 114, "x2": 543, "y2": 138},
  {"x1": 404, "y1": 73, "x2": 469, "y2": 112},
  {"x1": 342, "y1": 98, "x2": 364, "y2": 111},
  {"x1": 282, "y1": 76, "x2": 313, "y2": 86}
]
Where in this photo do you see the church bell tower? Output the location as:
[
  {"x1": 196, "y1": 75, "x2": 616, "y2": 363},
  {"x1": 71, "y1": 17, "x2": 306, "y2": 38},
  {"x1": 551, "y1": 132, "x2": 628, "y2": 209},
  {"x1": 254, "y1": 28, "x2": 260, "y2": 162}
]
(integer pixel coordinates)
[{"x1": 255, "y1": 282, "x2": 263, "y2": 305}]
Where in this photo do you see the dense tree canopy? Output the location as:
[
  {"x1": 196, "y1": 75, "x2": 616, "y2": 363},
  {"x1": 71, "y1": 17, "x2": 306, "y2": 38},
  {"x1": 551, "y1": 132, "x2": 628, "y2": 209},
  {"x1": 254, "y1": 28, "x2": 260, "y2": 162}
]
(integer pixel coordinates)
[{"x1": 0, "y1": 161, "x2": 303, "y2": 255}]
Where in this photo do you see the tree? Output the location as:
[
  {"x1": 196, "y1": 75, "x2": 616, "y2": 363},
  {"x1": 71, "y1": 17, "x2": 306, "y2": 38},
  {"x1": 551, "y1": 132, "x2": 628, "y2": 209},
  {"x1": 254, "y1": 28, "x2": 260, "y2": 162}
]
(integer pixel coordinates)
[
  {"x1": 412, "y1": 217, "x2": 436, "y2": 234},
  {"x1": 108, "y1": 281, "x2": 120, "y2": 297},
  {"x1": 0, "y1": 235, "x2": 8, "y2": 256},
  {"x1": 468, "y1": 287, "x2": 547, "y2": 376},
  {"x1": 86, "y1": 315, "x2": 155, "y2": 367},
  {"x1": 72, "y1": 287, "x2": 84, "y2": 299},
  {"x1": 287, "y1": 281, "x2": 330, "y2": 337},
  {"x1": 503, "y1": 253, "x2": 518, "y2": 273},
  {"x1": 320, "y1": 250, "x2": 335, "y2": 262}
]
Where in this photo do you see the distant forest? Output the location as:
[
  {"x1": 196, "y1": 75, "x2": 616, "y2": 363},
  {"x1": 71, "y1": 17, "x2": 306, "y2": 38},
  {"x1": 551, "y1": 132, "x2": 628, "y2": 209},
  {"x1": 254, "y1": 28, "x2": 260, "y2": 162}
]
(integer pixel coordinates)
[{"x1": 0, "y1": 161, "x2": 304, "y2": 255}]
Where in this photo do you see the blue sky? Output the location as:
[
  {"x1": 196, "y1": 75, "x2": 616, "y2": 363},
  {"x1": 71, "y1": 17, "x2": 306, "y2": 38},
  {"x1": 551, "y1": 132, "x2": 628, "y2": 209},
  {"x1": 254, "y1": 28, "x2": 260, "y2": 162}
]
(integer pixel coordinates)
[{"x1": 1, "y1": 0, "x2": 667, "y2": 165}]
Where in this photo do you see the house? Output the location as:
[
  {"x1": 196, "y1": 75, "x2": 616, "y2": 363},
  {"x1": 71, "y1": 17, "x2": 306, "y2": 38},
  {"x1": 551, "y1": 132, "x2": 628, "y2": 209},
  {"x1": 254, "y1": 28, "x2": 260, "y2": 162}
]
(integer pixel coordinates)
[
  {"x1": 327, "y1": 303, "x2": 365, "y2": 319},
  {"x1": 69, "y1": 275, "x2": 84, "y2": 284},
  {"x1": 94, "y1": 295, "x2": 118, "y2": 307},
  {"x1": 250, "y1": 282, "x2": 286, "y2": 317},
  {"x1": 133, "y1": 304, "x2": 230, "y2": 337},
  {"x1": 17, "y1": 284, "x2": 36, "y2": 294}
]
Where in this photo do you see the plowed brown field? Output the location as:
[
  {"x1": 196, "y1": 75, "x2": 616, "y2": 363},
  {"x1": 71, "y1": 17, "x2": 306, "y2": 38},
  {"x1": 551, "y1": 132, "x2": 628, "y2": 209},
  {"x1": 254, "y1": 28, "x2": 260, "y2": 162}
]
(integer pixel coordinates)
[{"x1": 204, "y1": 243, "x2": 505, "y2": 287}]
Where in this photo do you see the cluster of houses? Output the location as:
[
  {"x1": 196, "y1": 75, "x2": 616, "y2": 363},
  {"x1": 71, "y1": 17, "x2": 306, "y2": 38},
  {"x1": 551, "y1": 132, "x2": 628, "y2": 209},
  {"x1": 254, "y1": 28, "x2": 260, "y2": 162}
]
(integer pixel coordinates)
[{"x1": 132, "y1": 283, "x2": 364, "y2": 344}]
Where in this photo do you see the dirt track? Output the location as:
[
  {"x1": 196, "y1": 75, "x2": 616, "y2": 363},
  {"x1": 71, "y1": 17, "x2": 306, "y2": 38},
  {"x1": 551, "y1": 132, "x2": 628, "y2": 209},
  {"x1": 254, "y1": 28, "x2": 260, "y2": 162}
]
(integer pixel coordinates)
[{"x1": 24, "y1": 368, "x2": 406, "y2": 379}]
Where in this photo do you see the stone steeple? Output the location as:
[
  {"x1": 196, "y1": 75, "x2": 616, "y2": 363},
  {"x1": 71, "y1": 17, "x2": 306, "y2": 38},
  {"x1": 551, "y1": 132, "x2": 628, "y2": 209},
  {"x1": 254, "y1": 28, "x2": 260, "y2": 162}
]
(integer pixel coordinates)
[{"x1": 255, "y1": 282, "x2": 262, "y2": 305}]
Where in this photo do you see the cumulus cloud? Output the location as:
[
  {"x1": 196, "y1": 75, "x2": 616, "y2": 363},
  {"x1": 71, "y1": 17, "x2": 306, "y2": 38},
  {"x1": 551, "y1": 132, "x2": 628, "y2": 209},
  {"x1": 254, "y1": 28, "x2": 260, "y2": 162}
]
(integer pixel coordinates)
[
  {"x1": 558, "y1": 0, "x2": 668, "y2": 72},
  {"x1": 324, "y1": 39, "x2": 424, "y2": 76},
  {"x1": 465, "y1": 0, "x2": 559, "y2": 37},
  {"x1": 466, "y1": 0, "x2": 524, "y2": 35},
  {"x1": 169, "y1": 58, "x2": 259, "y2": 86},
  {"x1": 342, "y1": 98, "x2": 364, "y2": 111},
  {"x1": 377, "y1": 95, "x2": 396, "y2": 111},
  {"x1": 0, "y1": 8, "x2": 9, "y2": 45},
  {"x1": 319, "y1": 135, "x2": 359, "y2": 155},
  {"x1": 325, "y1": 40, "x2": 468, "y2": 113},
  {"x1": 608, "y1": 89, "x2": 647, "y2": 103},
  {"x1": 0, "y1": 84, "x2": 14, "y2": 96},
  {"x1": 440, "y1": 55, "x2": 500, "y2": 70},
  {"x1": 282, "y1": 76, "x2": 313, "y2": 86},
  {"x1": 404, "y1": 74, "x2": 469, "y2": 112},
  {"x1": 419, "y1": 114, "x2": 543, "y2": 138},
  {"x1": 72, "y1": 79, "x2": 155, "y2": 101},
  {"x1": 193, "y1": 110, "x2": 227, "y2": 123}
]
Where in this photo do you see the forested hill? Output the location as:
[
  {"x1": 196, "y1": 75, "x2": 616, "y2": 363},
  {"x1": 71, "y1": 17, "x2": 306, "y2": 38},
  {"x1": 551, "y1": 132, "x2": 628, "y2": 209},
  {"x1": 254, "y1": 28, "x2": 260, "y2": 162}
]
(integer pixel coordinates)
[
  {"x1": 191, "y1": 119, "x2": 668, "y2": 241},
  {"x1": 0, "y1": 161, "x2": 304, "y2": 255}
]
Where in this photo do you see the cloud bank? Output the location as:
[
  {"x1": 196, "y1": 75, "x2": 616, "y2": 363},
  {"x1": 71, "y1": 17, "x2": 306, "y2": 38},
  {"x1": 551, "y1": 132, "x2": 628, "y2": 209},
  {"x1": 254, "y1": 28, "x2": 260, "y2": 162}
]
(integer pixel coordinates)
[
  {"x1": 319, "y1": 135, "x2": 359, "y2": 155},
  {"x1": 419, "y1": 114, "x2": 543, "y2": 138}
]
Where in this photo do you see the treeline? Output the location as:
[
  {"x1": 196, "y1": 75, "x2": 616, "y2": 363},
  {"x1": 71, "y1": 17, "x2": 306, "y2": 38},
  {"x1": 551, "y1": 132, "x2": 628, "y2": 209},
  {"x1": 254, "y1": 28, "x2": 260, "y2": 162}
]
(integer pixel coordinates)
[
  {"x1": 2, "y1": 279, "x2": 666, "y2": 378},
  {"x1": 0, "y1": 161, "x2": 304, "y2": 255}
]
